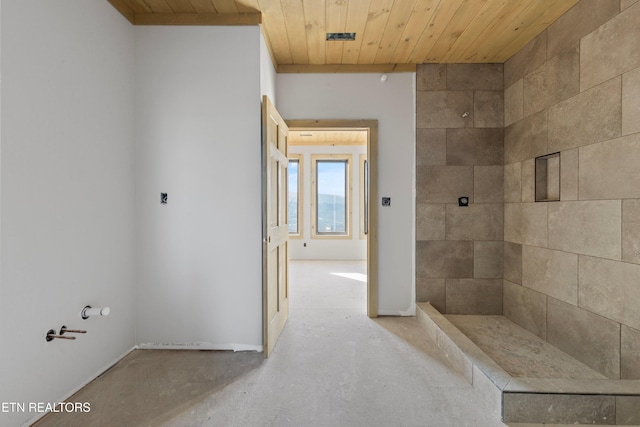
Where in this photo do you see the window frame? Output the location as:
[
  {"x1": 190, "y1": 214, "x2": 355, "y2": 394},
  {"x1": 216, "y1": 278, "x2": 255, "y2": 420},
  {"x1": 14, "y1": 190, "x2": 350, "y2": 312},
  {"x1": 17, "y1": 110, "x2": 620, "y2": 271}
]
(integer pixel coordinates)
[
  {"x1": 287, "y1": 154, "x2": 303, "y2": 238},
  {"x1": 311, "y1": 154, "x2": 353, "y2": 239},
  {"x1": 359, "y1": 154, "x2": 368, "y2": 240}
]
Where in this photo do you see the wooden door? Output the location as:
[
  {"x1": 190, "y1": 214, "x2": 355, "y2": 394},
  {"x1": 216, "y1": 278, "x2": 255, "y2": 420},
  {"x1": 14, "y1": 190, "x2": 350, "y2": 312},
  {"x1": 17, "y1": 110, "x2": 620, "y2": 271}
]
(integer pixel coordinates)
[{"x1": 262, "y1": 95, "x2": 290, "y2": 358}]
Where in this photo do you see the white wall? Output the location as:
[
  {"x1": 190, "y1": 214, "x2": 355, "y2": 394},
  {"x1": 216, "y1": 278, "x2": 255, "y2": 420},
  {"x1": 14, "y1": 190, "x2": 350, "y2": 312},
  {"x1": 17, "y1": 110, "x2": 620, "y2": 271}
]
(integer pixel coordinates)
[
  {"x1": 289, "y1": 144, "x2": 367, "y2": 260},
  {"x1": 277, "y1": 73, "x2": 416, "y2": 315},
  {"x1": 135, "y1": 26, "x2": 263, "y2": 350},
  {"x1": 260, "y1": 30, "x2": 276, "y2": 103},
  {"x1": 0, "y1": 1, "x2": 136, "y2": 425}
]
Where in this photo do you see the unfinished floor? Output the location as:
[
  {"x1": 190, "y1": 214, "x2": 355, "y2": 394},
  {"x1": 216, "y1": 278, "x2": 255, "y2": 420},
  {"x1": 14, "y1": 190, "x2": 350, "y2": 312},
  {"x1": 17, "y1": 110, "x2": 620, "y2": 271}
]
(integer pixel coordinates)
[
  {"x1": 34, "y1": 261, "x2": 497, "y2": 426},
  {"x1": 33, "y1": 261, "x2": 600, "y2": 427}
]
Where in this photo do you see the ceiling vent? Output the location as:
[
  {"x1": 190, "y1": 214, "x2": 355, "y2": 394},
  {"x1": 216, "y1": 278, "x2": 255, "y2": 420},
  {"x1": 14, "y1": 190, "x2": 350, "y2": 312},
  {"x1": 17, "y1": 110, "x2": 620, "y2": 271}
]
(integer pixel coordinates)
[{"x1": 326, "y1": 32, "x2": 356, "y2": 41}]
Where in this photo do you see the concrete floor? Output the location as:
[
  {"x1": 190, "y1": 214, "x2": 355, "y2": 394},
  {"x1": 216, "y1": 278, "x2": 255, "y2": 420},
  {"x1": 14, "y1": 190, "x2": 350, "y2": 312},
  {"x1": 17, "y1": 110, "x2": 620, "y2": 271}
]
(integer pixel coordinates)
[{"x1": 35, "y1": 260, "x2": 511, "y2": 427}]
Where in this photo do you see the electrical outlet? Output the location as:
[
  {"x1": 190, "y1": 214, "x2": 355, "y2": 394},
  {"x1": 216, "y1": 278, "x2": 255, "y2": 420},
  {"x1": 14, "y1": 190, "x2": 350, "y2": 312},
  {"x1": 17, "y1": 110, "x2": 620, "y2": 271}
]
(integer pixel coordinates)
[
  {"x1": 382, "y1": 197, "x2": 391, "y2": 206},
  {"x1": 161, "y1": 193, "x2": 168, "y2": 205}
]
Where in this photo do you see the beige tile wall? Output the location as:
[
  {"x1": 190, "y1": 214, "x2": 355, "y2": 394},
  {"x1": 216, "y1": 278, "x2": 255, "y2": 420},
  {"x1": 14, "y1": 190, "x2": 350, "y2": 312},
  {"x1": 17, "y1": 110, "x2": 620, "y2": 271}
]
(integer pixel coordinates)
[
  {"x1": 416, "y1": 63, "x2": 504, "y2": 315},
  {"x1": 502, "y1": 0, "x2": 640, "y2": 379},
  {"x1": 416, "y1": 0, "x2": 640, "y2": 379}
]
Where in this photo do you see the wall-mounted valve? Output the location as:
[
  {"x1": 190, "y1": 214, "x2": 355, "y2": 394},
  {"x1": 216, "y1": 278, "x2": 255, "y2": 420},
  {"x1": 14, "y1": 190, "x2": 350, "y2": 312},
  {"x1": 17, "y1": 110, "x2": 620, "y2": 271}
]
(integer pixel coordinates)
[
  {"x1": 60, "y1": 325, "x2": 86, "y2": 336},
  {"x1": 45, "y1": 329, "x2": 76, "y2": 342}
]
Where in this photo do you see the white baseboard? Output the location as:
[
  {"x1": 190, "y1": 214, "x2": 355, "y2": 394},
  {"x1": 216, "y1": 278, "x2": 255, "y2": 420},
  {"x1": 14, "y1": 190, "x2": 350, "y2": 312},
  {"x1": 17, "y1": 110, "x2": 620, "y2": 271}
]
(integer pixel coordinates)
[{"x1": 137, "y1": 342, "x2": 263, "y2": 352}]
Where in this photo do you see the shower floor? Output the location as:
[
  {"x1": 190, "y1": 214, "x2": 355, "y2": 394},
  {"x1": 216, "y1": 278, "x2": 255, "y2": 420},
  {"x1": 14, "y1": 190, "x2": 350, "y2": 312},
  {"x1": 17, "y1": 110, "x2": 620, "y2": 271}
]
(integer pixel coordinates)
[
  {"x1": 417, "y1": 302, "x2": 640, "y2": 425},
  {"x1": 445, "y1": 315, "x2": 606, "y2": 380}
]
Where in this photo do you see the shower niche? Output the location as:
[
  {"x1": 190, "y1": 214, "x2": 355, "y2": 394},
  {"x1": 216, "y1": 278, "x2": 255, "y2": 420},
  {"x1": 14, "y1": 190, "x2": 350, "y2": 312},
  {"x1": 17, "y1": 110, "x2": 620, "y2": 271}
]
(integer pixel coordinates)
[{"x1": 535, "y1": 152, "x2": 560, "y2": 202}]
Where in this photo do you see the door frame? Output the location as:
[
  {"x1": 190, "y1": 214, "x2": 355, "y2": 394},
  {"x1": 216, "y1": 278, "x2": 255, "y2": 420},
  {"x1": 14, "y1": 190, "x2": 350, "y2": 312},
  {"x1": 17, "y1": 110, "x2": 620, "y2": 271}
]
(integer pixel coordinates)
[{"x1": 285, "y1": 119, "x2": 378, "y2": 318}]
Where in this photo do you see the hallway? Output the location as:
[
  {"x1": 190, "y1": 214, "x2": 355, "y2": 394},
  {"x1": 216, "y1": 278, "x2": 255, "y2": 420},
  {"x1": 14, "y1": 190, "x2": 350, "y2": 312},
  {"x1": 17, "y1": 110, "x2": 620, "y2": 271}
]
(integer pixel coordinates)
[{"x1": 35, "y1": 261, "x2": 504, "y2": 427}]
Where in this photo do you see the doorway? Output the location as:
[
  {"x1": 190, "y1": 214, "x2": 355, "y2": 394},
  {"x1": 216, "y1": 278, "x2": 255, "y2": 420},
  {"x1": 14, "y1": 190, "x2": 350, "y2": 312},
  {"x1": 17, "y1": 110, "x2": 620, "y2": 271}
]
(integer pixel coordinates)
[{"x1": 285, "y1": 120, "x2": 378, "y2": 318}]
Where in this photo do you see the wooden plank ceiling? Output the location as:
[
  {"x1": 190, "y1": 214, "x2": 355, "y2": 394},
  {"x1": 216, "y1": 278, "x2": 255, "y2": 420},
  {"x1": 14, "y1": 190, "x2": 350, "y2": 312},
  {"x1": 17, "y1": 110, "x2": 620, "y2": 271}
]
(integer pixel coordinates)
[
  {"x1": 108, "y1": 0, "x2": 580, "y2": 72},
  {"x1": 289, "y1": 129, "x2": 368, "y2": 146}
]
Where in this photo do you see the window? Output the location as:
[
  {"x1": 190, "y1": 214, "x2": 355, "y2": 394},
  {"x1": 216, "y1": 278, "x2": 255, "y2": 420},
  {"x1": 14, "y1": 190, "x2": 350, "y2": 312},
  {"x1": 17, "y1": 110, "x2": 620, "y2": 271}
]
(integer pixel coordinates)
[
  {"x1": 316, "y1": 160, "x2": 347, "y2": 234},
  {"x1": 311, "y1": 154, "x2": 352, "y2": 238},
  {"x1": 288, "y1": 155, "x2": 302, "y2": 237}
]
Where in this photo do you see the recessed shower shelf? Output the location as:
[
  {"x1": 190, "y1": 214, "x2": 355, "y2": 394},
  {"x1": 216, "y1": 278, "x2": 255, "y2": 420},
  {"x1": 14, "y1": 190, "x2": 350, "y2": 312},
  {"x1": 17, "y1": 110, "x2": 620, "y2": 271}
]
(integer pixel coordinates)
[{"x1": 535, "y1": 152, "x2": 560, "y2": 202}]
